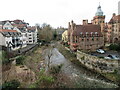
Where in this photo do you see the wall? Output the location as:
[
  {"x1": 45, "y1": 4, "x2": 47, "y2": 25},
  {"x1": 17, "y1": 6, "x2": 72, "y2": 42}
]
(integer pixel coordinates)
[{"x1": 77, "y1": 50, "x2": 119, "y2": 73}]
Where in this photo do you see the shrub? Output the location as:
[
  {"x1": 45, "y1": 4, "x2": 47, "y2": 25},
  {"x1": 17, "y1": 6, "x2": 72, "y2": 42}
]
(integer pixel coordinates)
[
  {"x1": 81, "y1": 56, "x2": 85, "y2": 60},
  {"x1": 39, "y1": 75, "x2": 55, "y2": 84},
  {"x1": 50, "y1": 64, "x2": 63, "y2": 74},
  {"x1": 2, "y1": 80, "x2": 20, "y2": 89},
  {"x1": 98, "y1": 56, "x2": 104, "y2": 58},
  {"x1": 16, "y1": 56, "x2": 25, "y2": 65},
  {"x1": 1, "y1": 50, "x2": 10, "y2": 65},
  {"x1": 108, "y1": 44, "x2": 120, "y2": 51}
]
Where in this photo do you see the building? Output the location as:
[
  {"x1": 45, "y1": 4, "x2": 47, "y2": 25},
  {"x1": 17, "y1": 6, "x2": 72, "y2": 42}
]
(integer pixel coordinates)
[
  {"x1": 92, "y1": 4, "x2": 106, "y2": 43},
  {"x1": 107, "y1": 13, "x2": 120, "y2": 43},
  {"x1": 0, "y1": 29, "x2": 22, "y2": 51},
  {"x1": 68, "y1": 4, "x2": 105, "y2": 51},
  {"x1": 68, "y1": 21, "x2": 104, "y2": 51},
  {"x1": 62, "y1": 30, "x2": 68, "y2": 43},
  {"x1": 0, "y1": 19, "x2": 38, "y2": 51},
  {"x1": 11, "y1": 19, "x2": 28, "y2": 47},
  {"x1": 27, "y1": 26, "x2": 38, "y2": 44}
]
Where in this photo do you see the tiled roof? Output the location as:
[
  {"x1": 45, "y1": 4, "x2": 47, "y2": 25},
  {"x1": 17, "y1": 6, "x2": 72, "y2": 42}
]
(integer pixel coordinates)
[
  {"x1": 70, "y1": 24, "x2": 103, "y2": 37},
  {"x1": 0, "y1": 29, "x2": 17, "y2": 32},
  {"x1": 0, "y1": 29, "x2": 21, "y2": 37}
]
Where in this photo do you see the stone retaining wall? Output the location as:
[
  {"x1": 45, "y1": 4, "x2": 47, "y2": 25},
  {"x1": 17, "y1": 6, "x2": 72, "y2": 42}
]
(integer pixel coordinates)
[{"x1": 77, "y1": 50, "x2": 119, "y2": 73}]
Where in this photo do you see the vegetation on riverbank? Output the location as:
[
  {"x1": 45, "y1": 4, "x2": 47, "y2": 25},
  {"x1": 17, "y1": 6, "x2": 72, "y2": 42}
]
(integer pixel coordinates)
[{"x1": 57, "y1": 43, "x2": 119, "y2": 85}]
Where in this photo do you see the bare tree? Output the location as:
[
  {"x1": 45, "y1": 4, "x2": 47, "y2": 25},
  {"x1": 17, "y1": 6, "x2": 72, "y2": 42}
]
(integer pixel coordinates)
[
  {"x1": 47, "y1": 48, "x2": 53, "y2": 68},
  {"x1": 37, "y1": 23, "x2": 54, "y2": 42}
]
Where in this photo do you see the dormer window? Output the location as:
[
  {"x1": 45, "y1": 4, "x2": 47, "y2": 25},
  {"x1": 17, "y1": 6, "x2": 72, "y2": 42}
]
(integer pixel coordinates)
[
  {"x1": 80, "y1": 32, "x2": 83, "y2": 34},
  {"x1": 95, "y1": 32, "x2": 98, "y2": 34},
  {"x1": 86, "y1": 32, "x2": 88, "y2": 34}
]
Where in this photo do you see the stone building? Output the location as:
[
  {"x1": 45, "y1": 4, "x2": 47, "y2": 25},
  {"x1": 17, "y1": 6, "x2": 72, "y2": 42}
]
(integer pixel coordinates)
[
  {"x1": 107, "y1": 13, "x2": 120, "y2": 43},
  {"x1": 68, "y1": 4, "x2": 105, "y2": 51},
  {"x1": 92, "y1": 4, "x2": 106, "y2": 43},
  {"x1": 68, "y1": 20, "x2": 104, "y2": 51}
]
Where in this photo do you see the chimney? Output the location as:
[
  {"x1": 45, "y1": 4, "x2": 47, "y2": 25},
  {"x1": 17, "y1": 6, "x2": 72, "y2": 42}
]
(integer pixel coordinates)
[
  {"x1": 68, "y1": 22, "x2": 71, "y2": 29},
  {"x1": 71, "y1": 20, "x2": 74, "y2": 30},
  {"x1": 83, "y1": 19, "x2": 88, "y2": 25}
]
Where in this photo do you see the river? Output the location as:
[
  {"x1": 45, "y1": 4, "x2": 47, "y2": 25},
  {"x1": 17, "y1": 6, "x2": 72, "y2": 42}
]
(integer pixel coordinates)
[{"x1": 44, "y1": 47, "x2": 118, "y2": 88}]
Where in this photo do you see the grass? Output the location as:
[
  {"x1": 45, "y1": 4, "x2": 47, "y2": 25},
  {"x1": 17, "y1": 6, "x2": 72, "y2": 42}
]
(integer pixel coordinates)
[
  {"x1": 102, "y1": 70, "x2": 120, "y2": 84},
  {"x1": 57, "y1": 45, "x2": 76, "y2": 62},
  {"x1": 23, "y1": 46, "x2": 44, "y2": 75}
]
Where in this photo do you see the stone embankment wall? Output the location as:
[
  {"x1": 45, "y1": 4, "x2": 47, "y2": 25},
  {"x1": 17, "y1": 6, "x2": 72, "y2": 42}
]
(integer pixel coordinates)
[{"x1": 77, "y1": 50, "x2": 119, "y2": 73}]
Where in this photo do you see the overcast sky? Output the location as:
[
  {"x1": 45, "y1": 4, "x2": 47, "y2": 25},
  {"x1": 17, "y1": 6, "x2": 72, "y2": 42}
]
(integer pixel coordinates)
[{"x1": 0, "y1": 0, "x2": 119, "y2": 28}]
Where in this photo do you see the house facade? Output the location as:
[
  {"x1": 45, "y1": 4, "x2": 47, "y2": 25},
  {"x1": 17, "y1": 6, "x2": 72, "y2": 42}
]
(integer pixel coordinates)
[
  {"x1": 27, "y1": 26, "x2": 38, "y2": 44},
  {"x1": 106, "y1": 13, "x2": 120, "y2": 43},
  {"x1": 0, "y1": 19, "x2": 38, "y2": 51},
  {"x1": 68, "y1": 4, "x2": 105, "y2": 51},
  {"x1": 0, "y1": 29, "x2": 22, "y2": 51},
  {"x1": 62, "y1": 30, "x2": 68, "y2": 43},
  {"x1": 68, "y1": 21, "x2": 104, "y2": 51}
]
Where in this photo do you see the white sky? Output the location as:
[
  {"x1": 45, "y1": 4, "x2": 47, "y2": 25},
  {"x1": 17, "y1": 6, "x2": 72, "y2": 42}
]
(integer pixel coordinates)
[{"x1": 0, "y1": 0, "x2": 119, "y2": 28}]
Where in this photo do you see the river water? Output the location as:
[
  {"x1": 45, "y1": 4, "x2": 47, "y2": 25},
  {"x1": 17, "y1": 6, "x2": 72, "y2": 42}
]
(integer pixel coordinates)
[{"x1": 44, "y1": 48, "x2": 118, "y2": 88}]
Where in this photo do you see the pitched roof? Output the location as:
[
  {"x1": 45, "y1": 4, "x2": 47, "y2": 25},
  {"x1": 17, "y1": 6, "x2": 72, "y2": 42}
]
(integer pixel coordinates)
[
  {"x1": 0, "y1": 29, "x2": 17, "y2": 32},
  {"x1": 71, "y1": 24, "x2": 103, "y2": 37},
  {"x1": 27, "y1": 26, "x2": 36, "y2": 32},
  {"x1": 0, "y1": 29, "x2": 21, "y2": 37},
  {"x1": 109, "y1": 15, "x2": 120, "y2": 24},
  {"x1": 12, "y1": 24, "x2": 27, "y2": 28}
]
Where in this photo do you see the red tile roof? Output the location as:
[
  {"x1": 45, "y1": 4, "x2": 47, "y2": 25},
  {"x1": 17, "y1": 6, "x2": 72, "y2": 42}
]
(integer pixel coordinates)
[{"x1": 0, "y1": 29, "x2": 17, "y2": 32}]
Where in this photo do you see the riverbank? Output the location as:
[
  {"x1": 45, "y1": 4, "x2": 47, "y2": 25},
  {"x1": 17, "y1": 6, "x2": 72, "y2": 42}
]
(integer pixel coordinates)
[{"x1": 56, "y1": 42, "x2": 118, "y2": 88}]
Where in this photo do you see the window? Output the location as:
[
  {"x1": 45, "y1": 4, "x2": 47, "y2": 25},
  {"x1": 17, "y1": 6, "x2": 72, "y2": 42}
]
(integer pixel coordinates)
[
  {"x1": 80, "y1": 32, "x2": 83, "y2": 35},
  {"x1": 82, "y1": 38, "x2": 84, "y2": 41},
  {"x1": 87, "y1": 38, "x2": 89, "y2": 41},
  {"x1": 86, "y1": 32, "x2": 88, "y2": 34},
  {"x1": 95, "y1": 32, "x2": 98, "y2": 34},
  {"x1": 92, "y1": 37, "x2": 94, "y2": 41}
]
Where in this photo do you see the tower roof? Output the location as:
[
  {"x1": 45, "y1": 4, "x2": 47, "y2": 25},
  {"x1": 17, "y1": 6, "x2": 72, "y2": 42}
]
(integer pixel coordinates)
[{"x1": 95, "y1": 3, "x2": 103, "y2": 16}]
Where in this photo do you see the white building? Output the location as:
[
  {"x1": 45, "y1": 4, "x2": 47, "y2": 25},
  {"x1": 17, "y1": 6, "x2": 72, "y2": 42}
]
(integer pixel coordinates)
[
  {"x1": 0, "y1": 19, "x2": 38, "y2": 51},
  {"x1": 0, "y1": 29, "x2": 22, "y2": 51},
  {"x1": 27, "y1": 26, "x2": 38, "y2": 44}
]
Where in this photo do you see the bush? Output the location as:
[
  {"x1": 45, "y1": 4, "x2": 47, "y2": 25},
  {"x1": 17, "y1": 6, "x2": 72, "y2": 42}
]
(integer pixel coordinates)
[
  {"x1": 2, "y1": 80, "x2": 20, "y2": 89},
  {"x1": 108, "y1": 44, "x2": 120, "y2": 51},
  {"x1": 16, "y1": 56, "x2": 25, "y2": 65},
  {"x1": 39, "y1": 75, "x2": 55, "y2": 84},
  {"x1": 0, "y1": 50, "x2": 10, "y2": 65},
  {"x1": 50, "y1": 64, "x2": 63, "y2": 74}
]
